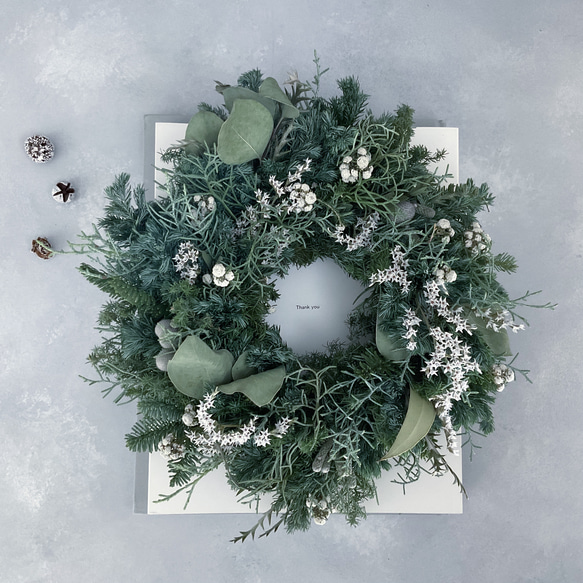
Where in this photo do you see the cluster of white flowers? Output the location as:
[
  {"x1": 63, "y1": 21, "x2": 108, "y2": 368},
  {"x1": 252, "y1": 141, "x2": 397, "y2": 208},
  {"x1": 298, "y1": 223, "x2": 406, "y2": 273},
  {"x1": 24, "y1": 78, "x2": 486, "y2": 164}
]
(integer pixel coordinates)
[
  {"x1": 492, "y1": 363, "x2": 515, "y2": 391},
  {"x1": 369, "y1": 246, "x2": 411, "y2": 294},
  {"x1": 192, "y1": 194, "x2": 216, "y2": 215},
  {"x1": 423, "y1": 280, "x2": 474, "y2": 334},
  {"x1": 422, "y1": 327, "x2": 482, "y2": 453},
  {"x1": 183, "y1": 395, "x2": 290, "y2": 457},
  {"x1": 254, "y1": 429, "x2": 271, "y2": 447},
  {"x1": 269, "y1": 158, "x2": 317, "y2": 214},
  {"x1": 332, "y1": 211, "x2": 380, "y2": 251},
  {"x1": 475, "y1": 307, "x2": 525, "y2": 333},
  {"x1": 273, "y1": 226, "x2": 291, "y2": 257},
  {"x1": 202, "y1": 263, "x2": 235, "y2": 288},
  {"x1": 464, "y1": 221, "x2": 491, "y2": 255},
  {"x1": 434, "y1": 264, "x2": 457, "y2": 286},
  {"x1": 233, "y1": 160, "x2": 315, "y2": 237},
  {"x1": 433, "y1": 218, "x2": 455, "y2": 244},
  {"x1": 173, "y1": 241, "x2": 201, "y2": 284},
  {"x1": 306, "y1": 497, "x2": 331, "y2": 525},
  {"x1": 339, "y1": 147, "x2": 373, "y2": 183},
  {"x1": 273, "y1": 416, "x2": 291, "y2": 437},
  {"x1": 402, "y1": 308, "x2": 422, "y2": 351},
  {"x1": 157, "y1": 433, "x2": 186, "y2": 461},
  {"x1": 233, "y1": 190, "x2": 267, "y2": 237},
  {"x1": 184, "y1": 393, "x2": 257, "y2": 456}
]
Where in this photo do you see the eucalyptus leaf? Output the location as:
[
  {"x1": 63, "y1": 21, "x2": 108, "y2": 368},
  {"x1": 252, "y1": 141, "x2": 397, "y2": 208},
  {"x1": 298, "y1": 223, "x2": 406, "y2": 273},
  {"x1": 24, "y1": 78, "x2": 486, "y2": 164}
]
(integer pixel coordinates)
[
  {"x1": 376, "y1": 321, "x2": 408, "y2": 361},
  {"x1": 217, "y1": 99, "x2": 274, "y2": 165},
  {"x1": 167, "y1": 335, "x2": 234, "y2": 399},
  {"x1": 259, "y1": 77, "x2": 300, "y2": 119},
  {"x1": 184, "y1": 111, "x2": 223, "y2": 155},
  {"x1": 218, "y1": 365, "x2": 286, "y2": 407},
  {"x1": 232, "y1": 350, "x2": 258, "y2": 381},
  {"x1": 221, "y1": 86, "x2": 277, "y2": 117},
  {"x1": 381, "y1": 388, "x2": 436, "y2": 459}
]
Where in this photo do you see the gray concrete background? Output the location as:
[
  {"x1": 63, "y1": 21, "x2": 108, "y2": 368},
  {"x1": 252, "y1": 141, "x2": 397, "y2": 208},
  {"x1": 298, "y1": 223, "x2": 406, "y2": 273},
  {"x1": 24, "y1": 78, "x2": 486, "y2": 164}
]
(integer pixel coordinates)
[{"x1": 0, "y1": 1, "x2": 579, "y2": 581}]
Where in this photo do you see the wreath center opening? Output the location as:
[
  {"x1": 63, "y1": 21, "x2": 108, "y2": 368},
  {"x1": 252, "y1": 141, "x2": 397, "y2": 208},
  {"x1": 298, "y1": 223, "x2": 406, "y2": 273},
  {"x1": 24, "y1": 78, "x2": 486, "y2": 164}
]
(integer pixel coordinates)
[{"x1": 264, "y1": 258, "x2": 367, "y2": 354}]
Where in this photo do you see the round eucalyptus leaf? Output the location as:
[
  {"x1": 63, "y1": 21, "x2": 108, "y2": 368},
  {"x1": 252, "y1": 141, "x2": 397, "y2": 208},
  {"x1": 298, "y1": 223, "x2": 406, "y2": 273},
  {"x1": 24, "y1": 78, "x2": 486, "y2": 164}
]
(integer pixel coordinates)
[
  {"x1": 221, "y1": 86, "x2": 277, "y2": 117},
  {"x1": 217, "y1": 99, "x2": 274, "y2": 165},
  {"x1": 218, "y1": 365, "x2": 286, "y2": 407},
  {"x1": 259, "y1": 77, "x2": 300, "y2": 119},
  {"x1": 232, "y1": 350, "x2": 258, "y2": 381},
  {"x1": 167, "y1": 335, "x2": 234, "y2": 399},
  {"x1": 184, "y1": 111, "x2": 223, "y2": 156}
]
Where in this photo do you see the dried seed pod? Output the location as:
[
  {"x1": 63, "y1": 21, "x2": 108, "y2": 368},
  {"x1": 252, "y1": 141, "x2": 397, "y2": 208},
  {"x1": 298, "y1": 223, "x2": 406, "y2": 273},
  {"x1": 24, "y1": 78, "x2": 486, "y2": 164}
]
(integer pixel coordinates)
[
  {"x1": 416, "y1": 204, "x2": 436, "y2": 218},
  {"x1": 312, "y1": 437, "x2": 334, "y2": 473},
  {"x1": 24, "y1": 135, "x2": 54, "y2": 163},
  {"x1": 31, "y1": 237, "x2": 54, "y2": 259},
  {"x1": 52, "y1": 182, "x2": 75, "y2": 203},
  {"x1": 395, "y1": 200, "x2": 417, "y2": 223}
]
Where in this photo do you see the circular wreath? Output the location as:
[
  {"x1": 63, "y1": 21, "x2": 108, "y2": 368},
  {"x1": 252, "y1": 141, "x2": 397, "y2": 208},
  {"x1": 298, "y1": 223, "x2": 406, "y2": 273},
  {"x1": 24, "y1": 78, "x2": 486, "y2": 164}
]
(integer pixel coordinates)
[{"x1": 77, "y1": 58, "x2": 545, "y2": 540}]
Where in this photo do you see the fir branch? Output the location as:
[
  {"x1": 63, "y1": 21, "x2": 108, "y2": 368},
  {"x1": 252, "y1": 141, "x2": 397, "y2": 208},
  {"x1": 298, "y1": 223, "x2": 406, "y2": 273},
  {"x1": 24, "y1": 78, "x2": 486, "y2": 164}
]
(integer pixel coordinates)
[
  {"x1": 231, "y1": 508, "x2": 286, "y2": 543},
  {"x1": 237, "y1": 68, "x2": 264, "y2": 91}
]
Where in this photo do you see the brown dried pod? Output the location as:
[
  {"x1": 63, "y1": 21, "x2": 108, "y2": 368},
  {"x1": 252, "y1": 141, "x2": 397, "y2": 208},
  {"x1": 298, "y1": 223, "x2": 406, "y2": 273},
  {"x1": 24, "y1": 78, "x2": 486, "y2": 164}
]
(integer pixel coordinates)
[
  {"x1": 24, "y1": 135, "x2": 55, "y2": 163},
  {"x1": 31, "y1": 237, "x2": 54, "y2": 260},
  {"x1": 52, "y1": 182, "x2": 75, "y2": 203}
]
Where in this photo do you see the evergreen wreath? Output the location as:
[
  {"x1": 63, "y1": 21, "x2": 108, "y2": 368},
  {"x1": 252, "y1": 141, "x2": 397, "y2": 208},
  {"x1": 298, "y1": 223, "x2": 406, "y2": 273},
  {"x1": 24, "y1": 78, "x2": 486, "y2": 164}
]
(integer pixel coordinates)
[{"x1": 74, "y1": 56, "x2": 551, "y2": 541}]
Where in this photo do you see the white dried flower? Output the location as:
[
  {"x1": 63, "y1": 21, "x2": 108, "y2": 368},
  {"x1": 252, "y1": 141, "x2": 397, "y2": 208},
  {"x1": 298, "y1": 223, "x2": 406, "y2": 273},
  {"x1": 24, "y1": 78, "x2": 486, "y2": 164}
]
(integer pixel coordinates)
[
  {"x1": 402, "y1": 308, "x2": 422, "y2": 351},
  {"x1": 273, "y1": 416, "x2": 291, "y2": 437},
  {"x1": 173, "y1": 241, "x2": 201, "y2": 284},
  {"x1": 333, "y1": 212, "x2": 380, "y2": 251},
  {"x1": 254, "y1": 429, "x2": 271, "y2": 447},
  {"x1": 212, "y1": 263, "x2": 226, "y2": 278},
  {"x1": 369, "y1": 246, "x2": 411, "y2": 293},
  {"x1": 211, "y1": 263, "x2": 235, "y2": 287}
]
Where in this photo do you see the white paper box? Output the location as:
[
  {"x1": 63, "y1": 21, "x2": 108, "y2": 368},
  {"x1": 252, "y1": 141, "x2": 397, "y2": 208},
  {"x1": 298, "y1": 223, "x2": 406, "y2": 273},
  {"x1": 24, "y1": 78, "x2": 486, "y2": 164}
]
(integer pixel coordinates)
[{"x1": 136, "y1": 120, "x2": 463, "y2": 515}]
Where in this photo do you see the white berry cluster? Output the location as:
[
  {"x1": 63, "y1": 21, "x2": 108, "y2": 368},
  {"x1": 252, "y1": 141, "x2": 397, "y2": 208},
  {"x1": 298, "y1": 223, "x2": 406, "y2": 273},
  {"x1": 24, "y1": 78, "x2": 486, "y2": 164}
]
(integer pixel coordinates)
[
  {"x1": 202, "y1": 263, "x2": 235, "y2": 287},
  {"x1": 288, "y1": 182, "x2": 317, "y2": 212},
  {"x1": 192, "y1": 194, "x2": 216, "y2": 215},
  {"x1": 332, "y1": 211, "x2": 380, "y2": 251},
  {"x1": 492, "y1": 363, "x2": 515, "y2": 391},
  {"x1": 434, "y1": 218, "x2": 455, "y2": 244},
  {"x1": 339, "y1": 147, "x2": 373, "y2": 183},
  {"x1": 173, "y1": 241, "x2": 201, "y2": 284},
  {"x1": 434, "y1": 264, "x2": 457, "y2": 286},
  {"x1": 306, "y1": 497, "x2": 331, "y2": 525},
  {"x1": 464, "y1": 221, "x2": 491, "y2": 255},
  {"x1": 157, "y1": 433, "x2": 186, "y2": 460},
  {"x1": 402, "y1": 308, "x2": 422, "y2": 351},
  {"x1": 369, "y1": 246, "x2": 411, "y2": 294}
]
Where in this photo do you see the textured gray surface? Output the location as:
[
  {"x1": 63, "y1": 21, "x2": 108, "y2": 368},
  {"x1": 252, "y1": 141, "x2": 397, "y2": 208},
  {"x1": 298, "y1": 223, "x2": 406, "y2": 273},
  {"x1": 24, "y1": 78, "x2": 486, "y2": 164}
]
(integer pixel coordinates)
[{"x1": 0, "y1": 1, "x2": 580, "y2": 581}]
